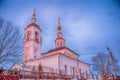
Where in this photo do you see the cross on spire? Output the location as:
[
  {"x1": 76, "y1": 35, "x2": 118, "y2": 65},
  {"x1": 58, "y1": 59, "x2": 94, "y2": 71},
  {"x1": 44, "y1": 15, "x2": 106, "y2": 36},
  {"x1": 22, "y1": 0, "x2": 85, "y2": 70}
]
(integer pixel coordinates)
[
  {"x1": 32, "y1": 8, "x2": 36, "y2": 17},
  {"x1": 58, "y1": 17, "x2": 61, "y2": 25},
  {"x1": 31, "y1": 8, "x2": 36, "y2": 23}
]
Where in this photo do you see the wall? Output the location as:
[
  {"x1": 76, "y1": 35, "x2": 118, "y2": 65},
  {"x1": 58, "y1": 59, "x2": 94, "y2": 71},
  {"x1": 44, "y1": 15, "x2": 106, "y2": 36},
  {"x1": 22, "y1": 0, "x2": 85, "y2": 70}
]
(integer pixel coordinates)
[
  {"x1": 59, "y1": 54, "x2": 90, "y2": 76},
  {"x1": 24, "y1": 54, "x2": 60, "y2": 72}
]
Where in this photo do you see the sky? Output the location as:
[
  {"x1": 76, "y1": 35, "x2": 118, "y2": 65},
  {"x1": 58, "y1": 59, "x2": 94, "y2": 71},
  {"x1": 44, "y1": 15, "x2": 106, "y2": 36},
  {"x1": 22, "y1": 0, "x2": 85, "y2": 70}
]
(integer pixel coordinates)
[{"x1": 0, "y1": 0, "x2": 120, "y2": 64}]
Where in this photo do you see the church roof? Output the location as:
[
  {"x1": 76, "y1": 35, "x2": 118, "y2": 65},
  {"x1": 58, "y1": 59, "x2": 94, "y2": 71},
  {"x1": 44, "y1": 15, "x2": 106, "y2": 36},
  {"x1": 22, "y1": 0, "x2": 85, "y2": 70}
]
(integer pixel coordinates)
[
  {"x1": 25, "y1": 23, "x2": 41, "y2": 30},
  {"x1": 44, "y1": 47, "x2": 79, "y2": 55},
  {"x1": 10, "y1": 62, "x2": 31, "y2": 69}
]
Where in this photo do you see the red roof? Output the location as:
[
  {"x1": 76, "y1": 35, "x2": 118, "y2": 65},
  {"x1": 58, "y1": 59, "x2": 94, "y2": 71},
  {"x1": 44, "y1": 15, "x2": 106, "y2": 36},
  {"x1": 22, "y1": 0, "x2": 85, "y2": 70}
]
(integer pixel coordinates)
[{"x1": 43, "y1": 47, "x2": 79, "y2": 56}]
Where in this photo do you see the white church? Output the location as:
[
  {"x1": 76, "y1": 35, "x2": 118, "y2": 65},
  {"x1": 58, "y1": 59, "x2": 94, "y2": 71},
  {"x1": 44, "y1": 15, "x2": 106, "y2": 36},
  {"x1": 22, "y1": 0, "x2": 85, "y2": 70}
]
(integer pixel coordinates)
[{"x1": 11, "y1": 10, "x2": 90, "y2": 77}]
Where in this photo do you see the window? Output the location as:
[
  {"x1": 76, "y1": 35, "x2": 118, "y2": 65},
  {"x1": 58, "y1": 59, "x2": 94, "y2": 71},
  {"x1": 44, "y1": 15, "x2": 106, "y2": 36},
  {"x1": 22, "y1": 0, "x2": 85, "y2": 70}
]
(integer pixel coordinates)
[
  {"x1": 27, "y1": 31, "x2": 31, "y2": 40},
  {"x1": 34, "y1": 48, "x2": 37, "y2": 59},
  {"x1": 35, "y1": 31, "x2": 39, "y2": 42},
  {"x1": 70, "y1": 66, "x2": 72, "y2": 75},
  {"x1": 73, "y1": 67, "x2": 75, "y2": 76},
  {"x1": 34, "y1": 55, "x2": 36, "y2": 59},
  {"x1": 60, "y1": 42, "x2": 62, "y2": 46},
  {"x1": 65, "y1": 65, "x2": 67, "y2": 74},
  {"x1": 79, "y1": 69, "x2": 81, "y2": 74},
  {"x1": 75, "y1": 67, "x2": 77, "y2": 76},
  {"x1": 34, "y1": 47, "x2": 37, "y2": 53},
  {"x1": 86, "y1": 70, "x2": 88, "y2": 75},
  {"x1": 58, "y1": 34, "x2": 60, "y2": 37},
  {"x1": 57, "y1": 42, "x2": 59, "y2": 46}
]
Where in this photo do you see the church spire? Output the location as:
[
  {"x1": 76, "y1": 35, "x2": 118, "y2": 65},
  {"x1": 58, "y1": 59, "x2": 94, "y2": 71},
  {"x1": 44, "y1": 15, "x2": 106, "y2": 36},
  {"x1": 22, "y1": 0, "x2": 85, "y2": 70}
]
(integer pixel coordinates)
[
  {"x1": 55, "y1": 17, "x2": 65, "y2": 48},
  {"x1": 57, "y1": 17, "x2": 62, "y2": 31},
  {"x1": 31, "y1": 9, "x2": 36, "y2": 23}
]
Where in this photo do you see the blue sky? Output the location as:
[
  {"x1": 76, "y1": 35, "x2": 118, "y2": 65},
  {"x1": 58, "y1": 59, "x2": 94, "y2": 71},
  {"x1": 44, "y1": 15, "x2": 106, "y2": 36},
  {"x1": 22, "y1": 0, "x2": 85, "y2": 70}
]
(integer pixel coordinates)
[{"x1": 0, "y1": 0, "x2": 120, "y2": 64}]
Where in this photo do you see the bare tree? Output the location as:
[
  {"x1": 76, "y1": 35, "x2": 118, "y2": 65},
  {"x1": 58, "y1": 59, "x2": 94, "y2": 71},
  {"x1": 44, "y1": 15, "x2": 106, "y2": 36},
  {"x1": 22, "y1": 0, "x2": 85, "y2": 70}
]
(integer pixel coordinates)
[
  {"x1": 92, "y1": 52, "x2": 120, "y2": 76},
  {"x1": 0, "y1": 17, "x2": 23, "y2": 67}
]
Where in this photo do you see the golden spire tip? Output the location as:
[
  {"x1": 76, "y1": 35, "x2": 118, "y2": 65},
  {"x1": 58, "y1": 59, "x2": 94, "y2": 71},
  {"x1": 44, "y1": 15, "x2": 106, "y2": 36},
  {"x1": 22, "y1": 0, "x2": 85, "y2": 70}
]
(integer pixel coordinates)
[{"x1": 32, "y1": 8, "x2": 36, "y2": 17}]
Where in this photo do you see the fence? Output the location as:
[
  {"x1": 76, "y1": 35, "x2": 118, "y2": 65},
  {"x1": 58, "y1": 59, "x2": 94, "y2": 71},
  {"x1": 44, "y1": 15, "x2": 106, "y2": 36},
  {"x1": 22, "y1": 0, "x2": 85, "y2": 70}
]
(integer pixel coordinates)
[
  {"x1": 0, "y1": 69, "x2": 73, "y2": 80},
  {"x1": 0, "y1": 68, "x2": 119, "y2": 80}
]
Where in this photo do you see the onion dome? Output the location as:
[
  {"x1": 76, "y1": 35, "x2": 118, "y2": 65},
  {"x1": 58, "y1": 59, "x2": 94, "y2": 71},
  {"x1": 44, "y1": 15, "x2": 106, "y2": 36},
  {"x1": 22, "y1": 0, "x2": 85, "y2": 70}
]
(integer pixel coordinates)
[
  {"x1": 57, "y1": 25, "x2": 61, "y2": 31},
  {"x1": 25, "y1": 23, "x2": 41, "y2": 30}
]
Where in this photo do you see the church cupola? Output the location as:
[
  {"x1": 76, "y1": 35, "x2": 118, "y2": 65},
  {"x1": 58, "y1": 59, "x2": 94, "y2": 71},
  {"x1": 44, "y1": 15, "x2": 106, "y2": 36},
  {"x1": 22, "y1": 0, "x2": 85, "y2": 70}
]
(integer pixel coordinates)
[
  {"x1": 24, "y1": 9, "x2": 42, "y2": 62},
  {"x1": 55, "y1": 17, "x2": 65, "y2": 48}
]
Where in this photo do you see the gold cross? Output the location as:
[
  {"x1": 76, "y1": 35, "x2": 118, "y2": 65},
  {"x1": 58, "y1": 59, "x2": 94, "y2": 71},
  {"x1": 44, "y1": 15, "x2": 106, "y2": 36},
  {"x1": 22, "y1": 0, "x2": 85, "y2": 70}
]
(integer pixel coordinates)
[
  {"x1": 33, "y1": 8, "x2": 36, "y2": 17},
  {"x1": 58, "y1": 17, "x2": 61, "y2": 25}
]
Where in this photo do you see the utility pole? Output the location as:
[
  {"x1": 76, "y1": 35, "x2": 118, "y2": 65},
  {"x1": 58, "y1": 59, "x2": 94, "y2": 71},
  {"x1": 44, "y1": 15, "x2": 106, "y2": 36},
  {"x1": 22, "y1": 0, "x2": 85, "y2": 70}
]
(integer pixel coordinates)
[
  {"x1": 101, "y1": 64, "x2": 105, "y2": 79},
  {"x1": 107, "y1": 47, "x2": 117, "y2": 78}
]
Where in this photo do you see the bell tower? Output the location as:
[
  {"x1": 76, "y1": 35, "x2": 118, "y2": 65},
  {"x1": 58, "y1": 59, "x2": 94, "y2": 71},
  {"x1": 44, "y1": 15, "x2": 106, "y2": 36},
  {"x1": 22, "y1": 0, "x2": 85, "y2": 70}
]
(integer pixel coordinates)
[
  {"x1": 24, "y1": 9, "x2": 41, "y2": 62},
  {"x1": 55, "y1": 17, "x2": 65, "y2": 48}
]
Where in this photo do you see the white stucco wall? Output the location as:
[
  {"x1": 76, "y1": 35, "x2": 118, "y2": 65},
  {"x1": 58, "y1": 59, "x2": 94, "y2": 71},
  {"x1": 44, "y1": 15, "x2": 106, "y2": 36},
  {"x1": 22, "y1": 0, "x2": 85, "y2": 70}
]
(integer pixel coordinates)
[
  {"x1": 12, "y1": 53, "x2": 90, "y2": 76},
  {"x1": 78, "y1": 61, "x2": 90, "y2": 74},
  {"x1": 24, "y1": 54, "x2": 60, "y2": 72},
  {"x1": 59, "y1": 54, "x2": 90, "y2": 76}
]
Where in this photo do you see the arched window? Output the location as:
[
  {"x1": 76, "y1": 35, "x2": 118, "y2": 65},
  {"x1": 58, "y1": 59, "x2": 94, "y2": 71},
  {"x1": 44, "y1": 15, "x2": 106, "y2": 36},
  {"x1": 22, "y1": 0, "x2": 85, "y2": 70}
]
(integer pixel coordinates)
[
  {"x1": 60, "y1": 42, "x2": 62, "y2": 46},
  {"x1": 34, "y1": 48, "x2": 37, "y2": 59},
  {"x1": 79, "y1": 68, "x2": 81, "y2": 74},
  {"x1": 27, "y1": 31, "x2": 31, "y2": 40},
  {"x1": 57, "y1": 42, "x2": 59, "y2": 46},
  {"x1": 65, "y1": 65, "x2": 67, "y2": 74},
  {"x1": 35, "y1": 31, "x2": 38, "y2": 42},
  {"x1": 73, "y1": 67, "x2": 75, "y2": 76},
  {"x1": 34, "y1": 47, "x2": 37, "y2": 53},
  {"x1": 58, "y1": 34, "x2": 60, "y2": 38}
]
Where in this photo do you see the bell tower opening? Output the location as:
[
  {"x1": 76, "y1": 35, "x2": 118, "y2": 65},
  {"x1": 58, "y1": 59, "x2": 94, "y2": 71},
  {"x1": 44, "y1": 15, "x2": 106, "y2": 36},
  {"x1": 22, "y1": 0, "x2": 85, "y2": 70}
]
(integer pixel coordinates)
[
  {"x1": 35, "y1": 31, "x2": 39, "y2": 43},
  {"x1": 26, "y1": 31, "x2": 31, "y2": 41}
]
